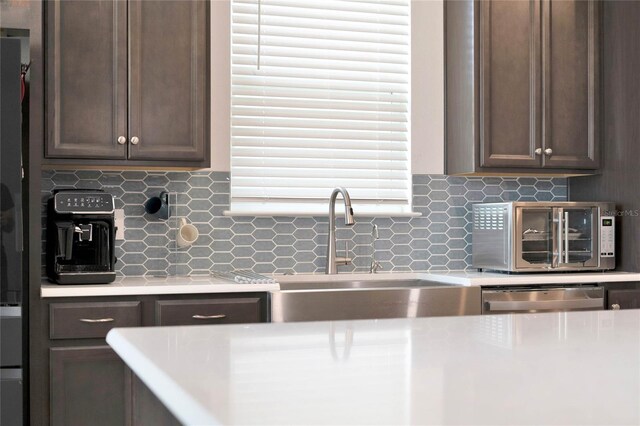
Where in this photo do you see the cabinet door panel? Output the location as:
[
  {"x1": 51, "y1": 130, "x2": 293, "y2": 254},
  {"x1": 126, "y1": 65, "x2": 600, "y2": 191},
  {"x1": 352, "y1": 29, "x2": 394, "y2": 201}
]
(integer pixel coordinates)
[
  {"x1": 128, "y1": 0, "x2": 208, "y2": 162},
  {"x1": 480, "y1": 0, "x2": 541, "y2": 168},
  {"x1": 50, "y1": 346, "x2": 132, "y2": 426},
  {"x1": 542, "y1": 0, "x2": 600, "y2": 168},
  {"x1": 46, "y1": 0, "x2": 127, "y2": 159}
]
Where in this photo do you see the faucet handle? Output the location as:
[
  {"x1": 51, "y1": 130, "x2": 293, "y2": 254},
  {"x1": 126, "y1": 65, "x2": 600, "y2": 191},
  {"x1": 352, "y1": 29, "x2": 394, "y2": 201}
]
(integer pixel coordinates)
[
  {"x1": 370, "y1": 260, "x2": 383, "y2": 274},
  {"x1": 336, "y1": 241, "x2": 352, "y2": 265}
]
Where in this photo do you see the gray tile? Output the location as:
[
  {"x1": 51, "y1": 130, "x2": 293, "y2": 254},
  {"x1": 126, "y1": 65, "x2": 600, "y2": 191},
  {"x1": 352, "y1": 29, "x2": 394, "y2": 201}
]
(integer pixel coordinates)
[
  {"x1": 253, "y1": 229, "x2": 276, "y2": 240},
  {"x1": 254, "y1": 240, "x2": 276, "y2": 252},
  {"x1": 119, "y1": 179, "x2": 147, "y2": 193},
  {"x1": 144, "y1": 247, "x2": 170, "y2": 259},
  {"x1": 231, "y1": 246, "x2": 254, "y2": 258},
  {"x1": 120, "y1": 253, "x2": 148, "y2": 265},
  {"x1": 274, "y1": 246, "x2": 296, "y2": 257},
  {"x1": 231, "y1": 234, "x2": 254, "y2": 246},
  {"x1": 121, "y1": 265, "x2": 147, "y2": 275},
  {"x1": 253, "y1": 251, "x2": 276, "y2": 263}
]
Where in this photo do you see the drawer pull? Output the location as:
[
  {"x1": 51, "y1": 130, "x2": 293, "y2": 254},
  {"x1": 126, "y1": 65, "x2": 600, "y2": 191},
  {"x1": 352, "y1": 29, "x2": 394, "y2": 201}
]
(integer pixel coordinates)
[
  {"x1": 192, "y1": 314, "x2": 226, "y2": 320},
  {"x1": 79, "y1": 318, "x2": 115, "y2": 323}
]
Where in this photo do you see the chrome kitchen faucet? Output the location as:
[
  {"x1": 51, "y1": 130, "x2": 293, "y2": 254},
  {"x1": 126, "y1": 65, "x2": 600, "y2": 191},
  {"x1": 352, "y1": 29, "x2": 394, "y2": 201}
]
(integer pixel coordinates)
[{"x1": 325, "y1": 187, "x2": 355, "y2": 274}]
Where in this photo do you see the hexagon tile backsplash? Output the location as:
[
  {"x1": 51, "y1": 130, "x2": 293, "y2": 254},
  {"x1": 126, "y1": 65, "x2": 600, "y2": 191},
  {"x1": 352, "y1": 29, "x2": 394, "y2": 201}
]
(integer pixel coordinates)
[{"x1": 41, "y1": 170, "x2": 567, "y2": 276}]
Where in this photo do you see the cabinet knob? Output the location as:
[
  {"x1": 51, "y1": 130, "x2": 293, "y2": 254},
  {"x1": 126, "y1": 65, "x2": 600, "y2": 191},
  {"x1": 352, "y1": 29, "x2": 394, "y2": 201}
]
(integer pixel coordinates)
[
  {"x1": 130, "y1": 136, "x2": 140, "y2": 145},
  {"x1": 117, "y1": 136, "x2": 126, "y2": 145},
  {"x1": 611, "y1": 303, "x2": 621, "y2": 310},
  {"x1": 534, "y1": 148, "x2": 542, "y2": 155},
  {"x1": 544, "y1": 148, "x2": 553, "y2": 156}
]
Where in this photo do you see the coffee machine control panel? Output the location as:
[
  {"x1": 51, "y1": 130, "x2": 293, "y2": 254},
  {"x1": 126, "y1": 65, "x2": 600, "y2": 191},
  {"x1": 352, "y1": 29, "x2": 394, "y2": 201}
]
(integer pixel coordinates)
[{"x1": 54, "y1": 192, "x2": 115, "y2": 214}]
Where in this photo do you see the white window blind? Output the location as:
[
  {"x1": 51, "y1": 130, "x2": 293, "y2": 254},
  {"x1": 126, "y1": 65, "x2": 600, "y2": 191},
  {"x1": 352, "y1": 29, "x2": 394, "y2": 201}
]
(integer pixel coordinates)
[{"x1": 230, "y1": 0, "x2": 411, "y2": 215}]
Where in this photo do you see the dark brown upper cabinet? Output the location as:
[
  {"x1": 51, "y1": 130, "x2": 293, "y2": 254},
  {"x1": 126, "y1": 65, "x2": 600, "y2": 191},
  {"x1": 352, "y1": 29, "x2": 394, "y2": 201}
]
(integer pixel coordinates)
[
  {"x1": 45, "y1": 0, "x2": 210, "y2": 168},
  {"x1": 446, "y1": 0, "x2": 600, "y2": 175}
]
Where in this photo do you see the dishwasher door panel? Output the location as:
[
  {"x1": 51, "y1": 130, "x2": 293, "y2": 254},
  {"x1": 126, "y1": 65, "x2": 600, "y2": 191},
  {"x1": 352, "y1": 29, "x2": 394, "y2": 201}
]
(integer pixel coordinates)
[{"x1": 482, "y1": 286, "x2": 605, "y2": 314}]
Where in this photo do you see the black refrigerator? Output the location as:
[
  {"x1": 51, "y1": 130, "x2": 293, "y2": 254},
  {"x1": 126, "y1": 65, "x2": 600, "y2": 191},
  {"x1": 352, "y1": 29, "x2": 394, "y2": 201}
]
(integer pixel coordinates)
[{"x1": 1, "y1": 34, "x2": 28, "y2": 426}]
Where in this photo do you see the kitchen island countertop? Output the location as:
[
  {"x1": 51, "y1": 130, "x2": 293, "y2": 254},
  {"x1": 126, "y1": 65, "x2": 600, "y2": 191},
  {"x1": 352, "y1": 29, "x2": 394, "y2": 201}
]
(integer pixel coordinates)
[{"x1": 108, "y1": 309, "x2": 640, "y2": 425}]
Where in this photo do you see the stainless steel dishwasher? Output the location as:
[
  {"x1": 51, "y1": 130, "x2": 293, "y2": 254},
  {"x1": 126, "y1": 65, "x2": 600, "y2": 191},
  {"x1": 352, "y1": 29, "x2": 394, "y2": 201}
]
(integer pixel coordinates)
[{"x1": 481, "y1": 285, "x2": 605, "y2": 314}]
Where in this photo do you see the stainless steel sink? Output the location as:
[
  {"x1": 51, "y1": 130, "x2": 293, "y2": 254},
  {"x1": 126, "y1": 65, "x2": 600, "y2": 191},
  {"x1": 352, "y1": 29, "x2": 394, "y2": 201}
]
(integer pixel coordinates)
[{"x1": 271, "y1": 279, "x2": 481, "y2": 322}]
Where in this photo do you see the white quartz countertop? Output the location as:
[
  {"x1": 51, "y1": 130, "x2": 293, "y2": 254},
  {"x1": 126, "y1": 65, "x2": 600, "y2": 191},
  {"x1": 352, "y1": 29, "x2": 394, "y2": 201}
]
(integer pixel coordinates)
[
  {"x1": 107, "y1": 309, "x2": 640, "y2": 425},
  {"x1": 41, "y1": 270, "x2": 640, "y2": 297},
  {"x1": 40, "y1": 275, "x2": 279, "y2": 298}
]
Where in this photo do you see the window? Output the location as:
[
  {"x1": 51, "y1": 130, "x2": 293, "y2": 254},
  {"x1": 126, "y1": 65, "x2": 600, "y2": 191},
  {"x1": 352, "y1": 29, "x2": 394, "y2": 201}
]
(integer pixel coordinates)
[{"x1": 230, "y1": 0, "x2": 411, "y2": 215}]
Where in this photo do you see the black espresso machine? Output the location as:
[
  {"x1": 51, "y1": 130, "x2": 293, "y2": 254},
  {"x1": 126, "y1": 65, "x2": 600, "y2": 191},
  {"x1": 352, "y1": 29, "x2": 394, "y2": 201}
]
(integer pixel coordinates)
[{"x1": 47, "y1": 189, "x2": 117, "y2": 284}]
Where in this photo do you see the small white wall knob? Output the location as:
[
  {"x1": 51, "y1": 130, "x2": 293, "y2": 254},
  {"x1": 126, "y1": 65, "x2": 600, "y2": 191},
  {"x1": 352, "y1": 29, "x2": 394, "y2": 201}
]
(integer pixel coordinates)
[
  {"x1": 130, "y1": 136, "x2": 140, "y2": 145},
  {"x1": 117, "y1": 136, "x2": 126, "y2": 145},
  {"x1": 534, "y1": 148, "x2": 542, "y2": 155},
  {"x1": 544, "y1": 148, "x2": 553, "y2": 155},
  {"x1": 611, "y1": 303, "x2": 621, "y2": 310}
]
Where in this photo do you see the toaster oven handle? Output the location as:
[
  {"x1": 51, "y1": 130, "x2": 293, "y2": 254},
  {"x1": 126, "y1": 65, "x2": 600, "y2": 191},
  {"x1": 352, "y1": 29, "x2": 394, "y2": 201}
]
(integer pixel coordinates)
[
  {"x1": 564, "y1": 211, "x2": 570, "y2": 264},
  {"x1": 555, "y1": 208, "x2": 564, "y2": 267},
  {"x1": 486, "y1": 298, "x2": 603, "y2": 312}
]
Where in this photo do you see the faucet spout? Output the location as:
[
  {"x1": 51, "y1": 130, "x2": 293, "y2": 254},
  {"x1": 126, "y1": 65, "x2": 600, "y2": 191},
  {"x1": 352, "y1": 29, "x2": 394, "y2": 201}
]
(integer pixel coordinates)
[{"x1": 326, "y1": 187, "x2": 355, "y2": 274}]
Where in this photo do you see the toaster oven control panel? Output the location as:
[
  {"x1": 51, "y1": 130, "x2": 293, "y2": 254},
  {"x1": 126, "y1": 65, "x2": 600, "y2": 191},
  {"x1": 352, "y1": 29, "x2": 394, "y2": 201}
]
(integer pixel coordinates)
[
  {"x1": 599, "y1": 216, "x2": 615, "y2": 257},
  {"x1": 54, "y1": 192, "x2": 115, "y2": 214}
]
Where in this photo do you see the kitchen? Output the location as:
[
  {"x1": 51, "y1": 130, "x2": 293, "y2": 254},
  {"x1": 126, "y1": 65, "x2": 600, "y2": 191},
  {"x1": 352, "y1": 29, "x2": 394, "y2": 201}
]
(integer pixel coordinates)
[{"x1": 2, "y1": 0, "x2": 640, "y2": 425}]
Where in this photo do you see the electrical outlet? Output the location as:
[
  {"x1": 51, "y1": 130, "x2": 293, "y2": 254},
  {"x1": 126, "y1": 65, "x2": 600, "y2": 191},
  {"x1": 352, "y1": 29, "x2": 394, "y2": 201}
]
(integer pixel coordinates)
[{"x1": 115, "y1": 209, "x2": 125, "y2": 240}]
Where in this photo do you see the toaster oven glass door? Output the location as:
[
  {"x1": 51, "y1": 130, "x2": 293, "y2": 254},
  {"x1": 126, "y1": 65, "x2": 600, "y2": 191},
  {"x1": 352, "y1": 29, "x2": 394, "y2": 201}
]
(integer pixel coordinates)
[
  {"x1": 559, "y1": 207, "x2": 599, "y2": 267},
  {"x1": 516, "y1": 208, "x2": 555, "y2": 269}
]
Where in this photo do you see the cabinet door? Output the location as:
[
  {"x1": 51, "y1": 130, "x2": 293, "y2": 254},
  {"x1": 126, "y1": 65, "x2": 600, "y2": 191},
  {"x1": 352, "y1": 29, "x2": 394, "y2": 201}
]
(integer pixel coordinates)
[
  {"x1": 480, "y1": 0, "x2": 542, "y2": 168},
  {"x1": 128, "y1": 0, "x2": 208, "y2": 162},
  {"x1": 132, "y1": 375, "x2": 181, "y2": 426},
  {"x1": 542, "y1": 0, "x2": 600, "y2": 169},
  {"x1": 46, "y1": 0, "x2": 127, "y2": 159},
  {"x1": 50, "y1": 346, "x2": 132, "y2": 426},
  {"x1": 608, "y1": 289, "x2": 640, "y2": 310}
]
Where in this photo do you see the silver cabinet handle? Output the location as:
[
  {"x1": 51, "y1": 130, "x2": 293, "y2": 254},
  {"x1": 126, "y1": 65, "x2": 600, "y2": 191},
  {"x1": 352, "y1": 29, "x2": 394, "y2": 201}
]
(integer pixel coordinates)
[
  {"x1": 544, "y1": 148, "x2": 553, "y2": 155},
  {"x1": 117, "y1": 136, "x2": 127, "y2": 145},
  {"x1": 130, "y1": 136, "x2": 140, "y2": 145},
  {"x1": 534, "y1": 148, "x2": 542, "y2": 155},
  {"x1": 79, "y1": 318, "x2": 114, "y2": 323},
  {"x1": 192, "y1": 314, "x2": 226, "y2": 320},
  {"x1": 611, "y1": 303, "x2": 621, "y2": 310},
  {"x1": 486, "y1": 298, "x2": 603, "y2": 312}
]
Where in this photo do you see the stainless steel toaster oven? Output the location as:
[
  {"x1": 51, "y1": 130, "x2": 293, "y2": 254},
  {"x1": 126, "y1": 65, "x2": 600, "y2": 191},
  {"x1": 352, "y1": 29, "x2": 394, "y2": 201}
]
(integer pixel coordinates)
[{"x1": 472, "y1": 202, "x2": 615, "y2": 272}]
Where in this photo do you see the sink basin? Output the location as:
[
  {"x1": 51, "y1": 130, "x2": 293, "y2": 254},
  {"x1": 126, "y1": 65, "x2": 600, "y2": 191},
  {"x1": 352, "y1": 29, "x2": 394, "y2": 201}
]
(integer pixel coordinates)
[
  {"x1": 271, "y1": 279, "x2": 481, "y2": 322},
  {"x1": 278, "y1": 279, "x2": 457, "y2": 291}
]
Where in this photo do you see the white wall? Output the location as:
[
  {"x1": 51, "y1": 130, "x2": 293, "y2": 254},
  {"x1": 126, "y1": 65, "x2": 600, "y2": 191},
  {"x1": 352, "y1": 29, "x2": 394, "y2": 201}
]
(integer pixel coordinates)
[
  {"x1": 411, "y1": 0, "x2": 445, "y2": 174},
  {"x1": 210, "y1": 0, "x2": 445, "y2": 174}
]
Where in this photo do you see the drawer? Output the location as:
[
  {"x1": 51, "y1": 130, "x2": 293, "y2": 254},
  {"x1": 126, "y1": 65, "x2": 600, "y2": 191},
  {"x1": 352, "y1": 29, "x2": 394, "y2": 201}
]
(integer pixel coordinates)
[
  {"x1": 155, "y1": 298, "x2": 262, "y2": 326},
  {"x1": 50, "y1": 301, "x2": 142, "y2": 340},
  {"x1": 608, "y1": 289, "x2": 640, "y2": 310}
]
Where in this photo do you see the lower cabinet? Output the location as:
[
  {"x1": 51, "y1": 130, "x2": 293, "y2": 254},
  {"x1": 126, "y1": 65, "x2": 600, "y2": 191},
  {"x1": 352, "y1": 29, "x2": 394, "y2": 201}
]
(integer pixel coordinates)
[
  {"x1": 50, "y1": 346, "x2": 132, "y2": 426},
  {"x1": 132, "y1": 375, "x2": 180, "y2": 426},
  {"x1": 40, "y1": 293, "x2": 268, "y2": 425},
  {"x1": 607, "y1": 288, "x2": 640, "y2": 310}
]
